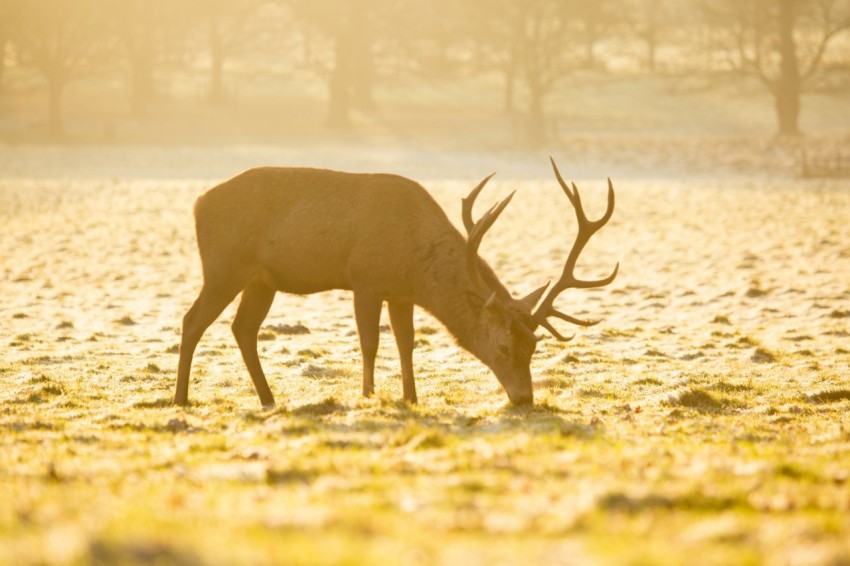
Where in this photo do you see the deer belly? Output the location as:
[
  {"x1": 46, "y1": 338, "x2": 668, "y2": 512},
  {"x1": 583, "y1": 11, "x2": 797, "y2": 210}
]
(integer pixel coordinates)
[{"x1": 259, "y1": 249, "x2": 352, "y2": 295}]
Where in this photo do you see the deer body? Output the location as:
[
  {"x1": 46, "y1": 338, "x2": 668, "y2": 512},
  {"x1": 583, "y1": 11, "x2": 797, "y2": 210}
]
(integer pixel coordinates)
[
  {"x1": 194, "y1": 167, "x2": 466, "y2": 299},
  {"x1": 175, "y1": 163, "x2": 617, "y2": 409}
]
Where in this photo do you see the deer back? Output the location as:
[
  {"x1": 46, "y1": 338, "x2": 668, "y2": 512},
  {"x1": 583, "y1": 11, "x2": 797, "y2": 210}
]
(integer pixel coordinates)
[{"x1": 193, "y1": 167, "x2": 469, "y2": 298}]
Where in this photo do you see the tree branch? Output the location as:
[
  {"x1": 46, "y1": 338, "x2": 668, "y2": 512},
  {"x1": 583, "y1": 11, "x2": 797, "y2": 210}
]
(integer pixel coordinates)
[{"x1": 801, "y1": 0, "x2": 850, "y2": 83}]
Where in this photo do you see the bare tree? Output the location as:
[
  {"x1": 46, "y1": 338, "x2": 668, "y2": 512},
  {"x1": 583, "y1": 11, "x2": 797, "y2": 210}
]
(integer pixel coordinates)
[
  {"x1": 109, "y1": 1, "x2": 163, "y2": 114},
  {"x1": 0, "y1": 1, "x2": 9, "y2": 92},
  {"x1": 0, "y1": 39, "x2": 5, "y2": 93},
  {"x1": 702, "y1": 0, "x2": 850, "y2": 135},
  {"x1": 288, "y1": 0, "x2": 403, "y2": 127},
  {"x1": 89, "y1": 1, "x2": 198, "y2": 116},
  {"x1": 461, "y1": 0, "x2": 523, "y2": 113},
  {"x1": 466, "y1": 0, "x2": 584, "y2": 146},
  {"x1": 8, "y1": 0, "x2": 111, "y2": 136},
  {"x1": 628, "y1": 0, "x2": 677, "y2": 72},
  {"x1": 571, "y1": 0, "x2": 626, "y2": 68},
  {"x1": 202, "y1": 0, "x2": 272, "y2": 104}
]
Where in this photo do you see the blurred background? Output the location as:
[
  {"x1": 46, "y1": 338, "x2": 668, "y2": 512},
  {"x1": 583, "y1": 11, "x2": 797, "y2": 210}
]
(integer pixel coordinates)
[{"x1": 0, "y1": 0, "x2": 848, "y2": 178}]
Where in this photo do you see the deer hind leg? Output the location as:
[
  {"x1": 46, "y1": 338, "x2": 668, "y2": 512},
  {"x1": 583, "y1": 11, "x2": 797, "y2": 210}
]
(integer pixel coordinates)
[
  {"x1": 353, "y1": 291, "x2": 383, "y2": 398},
  {"x1": 388, "y1": 301, "x2": 416, "y2": 403},
  {"x1": 232, "y1": 278, "x2": 276, "y2": 408},
  {"x1": 174, "y1": 282, "x2": 243, "y2": 406}
]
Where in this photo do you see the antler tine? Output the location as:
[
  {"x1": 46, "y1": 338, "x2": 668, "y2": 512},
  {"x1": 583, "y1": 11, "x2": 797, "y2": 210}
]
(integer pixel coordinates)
[
  {"x1": 465, "y1": 191, "x2": 515, "y2": 290},
  {"x1": 462, "y1": 173, "x2": 496, "y2": 234},
  {"x1": 461, "y1": 174, "x2": 516, "y2": 295},
  {"x1": 554, "y1": 261, "x2": 620, "y2": 291},
  {"x1": 549, "y1": 308, "x2": 601, "y2": 327},
  {"x1": 549, "y1": 156, "x2": 581, "y2": 214},
  {"x1": 469, "y1": 191, "x2": 515, "y2": 248},
  {"x1": 533, "y1": 159, "x2": 618, "y2": 339},
  {"x1": 600, "y1": 178, "x2": 615, "y2": 225},
  {"x1": 538, "y1": 319, "x2": 574, "y2": 342}
]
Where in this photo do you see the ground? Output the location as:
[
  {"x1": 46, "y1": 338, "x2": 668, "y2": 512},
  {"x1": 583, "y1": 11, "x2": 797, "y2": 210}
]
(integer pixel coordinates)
[{"x1": 1, "y1": 161, "x2": 849, "y2": 565}]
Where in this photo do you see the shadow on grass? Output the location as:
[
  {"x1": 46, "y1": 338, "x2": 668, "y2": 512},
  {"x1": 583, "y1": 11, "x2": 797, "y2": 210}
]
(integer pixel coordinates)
[
  {"x1": 89, "y1": 539, "x2": 200, "y2": 566},
  {"x1": 666, "y1": 386, "x2": 742, "y2": 413},
  {"x1": 598, "y1": 489, "x2": 750, "y2": 514},
  {"x1": 132, "y1": 398, "x2": 173, "y2": 409},
  {"x1": 292, "y1": 397, "x2": 348, "y2": 416},
  {"x1": 231, "y1": 394, "x2": 601, "y2": 443},
  {"x1": 806, "y1": 389, "x2": 850, "y2": 403}
]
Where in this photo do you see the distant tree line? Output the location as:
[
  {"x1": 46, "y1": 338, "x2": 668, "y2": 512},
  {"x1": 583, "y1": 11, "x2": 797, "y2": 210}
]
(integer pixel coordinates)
[{"x1": 0, "y1": 0, "x2": 848, "y2": 142}]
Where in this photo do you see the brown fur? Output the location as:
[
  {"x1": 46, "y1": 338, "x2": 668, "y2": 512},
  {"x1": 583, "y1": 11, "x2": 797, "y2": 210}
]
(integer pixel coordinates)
[{"x1": 175, "y1": 167, "x2": 544, "y2": 408}]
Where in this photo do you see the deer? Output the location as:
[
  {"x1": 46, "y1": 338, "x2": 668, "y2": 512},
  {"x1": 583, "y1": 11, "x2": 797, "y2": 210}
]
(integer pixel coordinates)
[{"x1": 173, "y1": 158, "x2": 618, "y2": 408}]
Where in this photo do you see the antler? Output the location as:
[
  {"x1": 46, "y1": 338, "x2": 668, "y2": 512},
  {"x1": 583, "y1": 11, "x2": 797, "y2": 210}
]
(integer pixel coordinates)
[
  {"x1": 462, "y1": 173, "x2": 515, "y2": 298},
  {"x1": 532, "y1": 158, "x2": 619, "y2": 341}
]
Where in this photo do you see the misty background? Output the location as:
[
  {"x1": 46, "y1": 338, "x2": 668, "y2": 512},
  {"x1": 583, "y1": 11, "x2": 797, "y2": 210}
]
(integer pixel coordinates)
[{"x1": 0, "y1": 0, "x2": 848, "y2": 179}]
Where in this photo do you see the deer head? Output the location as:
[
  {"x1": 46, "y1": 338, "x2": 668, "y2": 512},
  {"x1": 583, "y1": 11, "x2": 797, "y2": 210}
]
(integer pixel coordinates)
[{"x1": 462, "y1": 157, "x2": 619, "y2": 404}]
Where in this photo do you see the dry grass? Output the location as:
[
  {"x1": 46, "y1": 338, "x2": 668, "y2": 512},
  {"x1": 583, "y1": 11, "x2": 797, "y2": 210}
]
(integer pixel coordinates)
[{"x1": 1, "y1": 172, "x2": 850, "y2": 565}]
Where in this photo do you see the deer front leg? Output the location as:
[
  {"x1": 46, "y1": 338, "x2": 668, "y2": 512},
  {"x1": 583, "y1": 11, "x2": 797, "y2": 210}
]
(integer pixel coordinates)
[
  {"x1": 353, "y1": 291, "x2": 382, "y2": 397},
  {"x1": 388, "y1": 301, "x2": 416, "y2": 403}
]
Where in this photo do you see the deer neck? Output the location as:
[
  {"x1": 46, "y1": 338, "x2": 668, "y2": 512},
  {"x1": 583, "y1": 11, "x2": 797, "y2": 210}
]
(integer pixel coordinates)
[{"x1": 415, "y1": 240, "x2": 508, "y2": 357}]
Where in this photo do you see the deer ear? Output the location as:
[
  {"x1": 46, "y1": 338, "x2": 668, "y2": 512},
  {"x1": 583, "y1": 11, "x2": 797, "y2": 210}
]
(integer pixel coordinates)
[
  {"x1": 467, "y1": 291, "x2": 510, "y2": 324},
  {"x1": 519, "y1": 282, "x2": 549, "y2": 311},
  {"x1": 466, "y1": 290, "x2": 498, "y2": 312},
  {"x1": 466, "y1": 290, "x2": 486, "y2": 311}
]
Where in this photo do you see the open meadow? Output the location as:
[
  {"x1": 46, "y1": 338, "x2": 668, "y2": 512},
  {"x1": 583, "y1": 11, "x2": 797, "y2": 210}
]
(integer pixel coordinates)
[
  {"x1": 3, "y1": 0, "x2": 850, "y2": 561},
  {"x1": 1, "y1": 162, "x2": 849, "y2": 565}
]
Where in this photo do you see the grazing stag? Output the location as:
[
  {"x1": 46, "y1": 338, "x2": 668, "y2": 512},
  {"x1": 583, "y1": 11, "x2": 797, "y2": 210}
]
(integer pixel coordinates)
[{"x1": 174, "y1": 158, "x2": 617, "y2": 408}]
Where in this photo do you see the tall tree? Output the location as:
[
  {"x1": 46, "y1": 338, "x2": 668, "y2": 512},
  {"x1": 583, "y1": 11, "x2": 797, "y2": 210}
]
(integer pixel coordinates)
[
  {"x1": 204, "y1": 0, "x2": 270, "y2": 104},
  {"x1": 571, "y1": 0, "x2": 625, "y2": 68},
  {"x1": 702, "y1": 0, "x2": 850, "y2": 135},
  {"x1": 463, "y1": 0, "x2": 523, "y2": 113},
  {"x1": 629, "y1": 0, "x2": 676, "y2": 72},
  {"x1": 465, "y1": 0, "x2": 585, "y2": 146},
  {"x1": 289, "y1": 0, "x2": 393, "y2": 127},
  {"x1": 0, "y1": 0, "x2": 9, "y2": 92},
  {"x1": 8, "y1": 0, "x2": 111, "y2": 136},
  {"x1": 100, "y1": 1, "x2": 198, "y2": 115},
  {"x1": 110, "y1": 1, "x2": 160, "y2": 114}
]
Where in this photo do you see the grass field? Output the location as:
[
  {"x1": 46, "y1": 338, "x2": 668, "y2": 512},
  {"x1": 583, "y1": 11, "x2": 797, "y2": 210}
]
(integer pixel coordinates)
[{"x1": 1, "y1": 170, "x2": 849, "y2": 565}]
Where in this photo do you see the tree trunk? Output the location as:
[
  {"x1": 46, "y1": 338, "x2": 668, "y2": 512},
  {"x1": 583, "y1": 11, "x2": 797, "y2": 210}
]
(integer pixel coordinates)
[
  {"x1": 349, "y1": 52, "x2": 373, "y2": 110},
  {"x1": 130, "y1": 52, "x2": 154, "y2": 114},
  {"x1": 503, "y1": 44, "x2": 517, "y2": 113},
  {"x1": 503, "y1": 69, "x2": 515, "y2": 113},
  {"x1": 585, "y1": 39, "x2": 596, "y2": 68},
  {"x1": 348, "y1": 7, "x2": 374, "y2": 111},
  {"x1": 327, "y1": 33, "x2": 352, "y2": 129},
  {"x1": 47, "y1": 73, "x2": 64, "y2": 138},
  {"x1": 129, "y1": 21, "x2": 155, "y2": 115},
  {"x1": 644, "y1": 0, "x2": 661, "y2": 72},
  {"x1": 526, "y1": 84, "x2": 545, "y2": 148},
  {"x1": 584, "y1": 19, "x2": 599, "y2": 68},
  {"x1": 209, "y1": 12, "x2": 225, "y2": 104},
  {"x1": 0, "y1": 35, "x2": 7, "y2": 92},
  {"x1": 775, "y1": 88, "x2": 800, "y2": 136},
  {"x1": 775, "y1": 0, "x2": 802, "y2": 136},
  {"x1": 646, "y1": 34, "x2": 657, "y2": 72}
]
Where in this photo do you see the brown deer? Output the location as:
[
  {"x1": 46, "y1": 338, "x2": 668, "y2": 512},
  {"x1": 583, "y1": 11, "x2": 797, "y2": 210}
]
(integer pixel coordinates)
[{"x1": 174, "y1": 158, "x2": 617, "y2": 408}]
